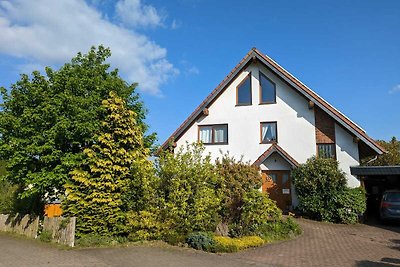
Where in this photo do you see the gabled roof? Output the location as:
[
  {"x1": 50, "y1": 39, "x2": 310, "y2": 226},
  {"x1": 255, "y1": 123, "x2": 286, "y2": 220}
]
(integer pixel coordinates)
[
  {"x1": 160, "y1": 48, "x2": 385, "y2": 156},
  {"x1": 252, "y1": 143, "x2": 299, "y2": 168}
]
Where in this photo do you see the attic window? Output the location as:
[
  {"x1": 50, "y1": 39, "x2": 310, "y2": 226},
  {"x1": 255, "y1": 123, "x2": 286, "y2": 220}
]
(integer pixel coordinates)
[
  {"x1": 236, "y1": 74, "x2": 252, "y2": 105},
  {"x1": 259, "y1": 72, "x2": 276, "y2": 104}
]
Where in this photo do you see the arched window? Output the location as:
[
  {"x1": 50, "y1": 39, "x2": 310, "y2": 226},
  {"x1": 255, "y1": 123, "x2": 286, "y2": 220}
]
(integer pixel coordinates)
[
  {"x1": 259, "y1": 72, "x2": 276, "y2": 104},
  {"x1": 236, "y1": 74, "x2": 252, "y2": 105}
]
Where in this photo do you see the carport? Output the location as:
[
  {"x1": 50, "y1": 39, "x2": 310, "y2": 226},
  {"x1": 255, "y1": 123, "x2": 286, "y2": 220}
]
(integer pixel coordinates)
[{"x1": 350, "y1": 166, "x2": 400, "y2": 218}]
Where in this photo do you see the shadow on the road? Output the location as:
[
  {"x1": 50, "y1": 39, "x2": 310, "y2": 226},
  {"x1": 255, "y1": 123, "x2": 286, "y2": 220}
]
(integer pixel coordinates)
[
  {"x1": 363, "y1": 216, "x2": 400, "y2": 234},
  {"x1": 356, "y1": 258, "x2": 400, "y2": 267}
]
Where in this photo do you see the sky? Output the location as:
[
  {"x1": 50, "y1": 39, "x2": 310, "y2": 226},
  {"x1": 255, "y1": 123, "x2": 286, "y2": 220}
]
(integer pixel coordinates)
[{"x1": 0, "y1": 0, "x2": 399, "y2": 145}]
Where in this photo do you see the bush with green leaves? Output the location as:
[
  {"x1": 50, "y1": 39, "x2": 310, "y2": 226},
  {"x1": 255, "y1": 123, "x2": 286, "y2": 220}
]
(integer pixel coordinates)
[
  {"x1": 292, "y1": 156, "x2": 366, "y2": 223},
  {"x1": 155, "y1": 143, "x2": 222, "y2": 235},
  {"x1": 337, "y1": 187, "x2": 366, "y2": 224},
  {"x1": 215, "y1": 154, "x2": 262, "y2": 224},
  {"x1": 229, "y1": 189, "x2": 282, "y2": 236},
  {"x1": 186, "y1": 232, "x2": 215, "y2": 251}
]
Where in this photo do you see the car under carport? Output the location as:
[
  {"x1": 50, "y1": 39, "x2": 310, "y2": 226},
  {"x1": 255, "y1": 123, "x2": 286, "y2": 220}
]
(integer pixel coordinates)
[{"x1": 350, "y1": 166, "x2": 400, "y2": 219}]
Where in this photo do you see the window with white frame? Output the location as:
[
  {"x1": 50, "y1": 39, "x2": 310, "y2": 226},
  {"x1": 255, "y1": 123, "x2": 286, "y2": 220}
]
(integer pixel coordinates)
[
  {"x1": 260, "y1": 122, "x2": 277, "y2": 143},
  {"x1": 198, "y1": 124, "x2": 228, "y2": 144}
]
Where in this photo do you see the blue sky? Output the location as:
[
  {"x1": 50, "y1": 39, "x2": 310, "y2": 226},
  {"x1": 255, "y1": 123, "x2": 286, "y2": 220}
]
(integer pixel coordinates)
[{"x1": 0, "y1": 0, "x2": 399, "y2": 145}]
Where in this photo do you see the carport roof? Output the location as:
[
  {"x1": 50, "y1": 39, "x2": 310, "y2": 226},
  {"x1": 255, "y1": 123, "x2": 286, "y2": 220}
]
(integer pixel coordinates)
[{"x1": 350, "y1": 166, "x2": 400, "y2": 176}]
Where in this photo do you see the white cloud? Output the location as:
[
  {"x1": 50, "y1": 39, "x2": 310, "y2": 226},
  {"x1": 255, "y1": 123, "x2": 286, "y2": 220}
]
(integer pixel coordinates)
[
  {"x1": 171, "y1": 19, "x2": 182, "y2": 30},
  {"x1": 115, "y1": 0, "x2": 164, "y2": 28},
  {"x1": 389, "y1": 84, "x2": 400, "y2": 94},
  {"x1": 0, "y1": 0, "x2": 178, "y2": 95}
]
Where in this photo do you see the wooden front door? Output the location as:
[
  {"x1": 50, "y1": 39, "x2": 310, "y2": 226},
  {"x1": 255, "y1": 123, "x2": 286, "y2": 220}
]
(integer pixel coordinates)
[{"x1": 262, "y1": 170, "x2": 292, "y2": 211}]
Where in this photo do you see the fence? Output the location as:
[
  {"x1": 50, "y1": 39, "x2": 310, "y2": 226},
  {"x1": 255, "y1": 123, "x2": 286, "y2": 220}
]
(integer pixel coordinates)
[{"x1": 0, "y1": 213, "x2": 75, "y2": 247}]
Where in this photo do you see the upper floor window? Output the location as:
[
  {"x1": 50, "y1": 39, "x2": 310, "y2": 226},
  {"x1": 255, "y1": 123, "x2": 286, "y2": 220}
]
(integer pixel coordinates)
[
  {"x1": 317, "y1": 143, "x2": 336, "y2": 159},
  {"x1": 236, "y1": 74, "x2": 252, "y2": 105},
  {"x1": 259, "y1": 72, "x2": 276, "y2": 104},
  {"x1": 198, "y1": 124, "x2": 228, "y2": 144},
  {"x1": 260, "y1": 122, "x2": 277, "y2": 143}
]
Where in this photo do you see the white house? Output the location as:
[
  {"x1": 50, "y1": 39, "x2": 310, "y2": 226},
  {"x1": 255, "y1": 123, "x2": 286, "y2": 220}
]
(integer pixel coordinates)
[{"x1": 160, "y1": 48, "x2": 384, "y2": 210}]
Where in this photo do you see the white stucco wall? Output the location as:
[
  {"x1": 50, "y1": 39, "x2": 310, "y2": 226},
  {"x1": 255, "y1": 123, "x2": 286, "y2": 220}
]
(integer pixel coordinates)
[
  {"x1": 174, "y1": 61, "x2": 362, "y2": 203},
  {"x1": 175, "y1": 62, "x2": 317, "y2": 165},
  {"x1": 335, "y1": 123, "x2": 360, "y2": 187}
]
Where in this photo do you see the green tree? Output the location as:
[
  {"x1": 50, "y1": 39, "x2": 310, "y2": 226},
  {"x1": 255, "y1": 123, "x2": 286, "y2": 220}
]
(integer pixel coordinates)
[
  {"x1": 0, "y1": 46, "x2": 155, "y2": 207},
  {"x1": 365, "y1": 137, "x2": 400, "y2": 166},
  {"x1": 63, "y1": 91, "x2": 154, "y2": 237}
]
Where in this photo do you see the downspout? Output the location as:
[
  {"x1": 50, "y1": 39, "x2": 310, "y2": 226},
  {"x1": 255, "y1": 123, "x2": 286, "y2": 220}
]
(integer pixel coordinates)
[{"x1": 366, "y1": 155, "x2": 378, "y2": 165}]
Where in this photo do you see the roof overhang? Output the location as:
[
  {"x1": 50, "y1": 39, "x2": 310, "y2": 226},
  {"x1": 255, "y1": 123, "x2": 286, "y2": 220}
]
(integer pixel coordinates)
[
  {"x1": 253, "y1": 143, "x2": 299, "y2": 168},
  {"x1": 350, "y1": 166, "x2": 400, "y2": 176}
]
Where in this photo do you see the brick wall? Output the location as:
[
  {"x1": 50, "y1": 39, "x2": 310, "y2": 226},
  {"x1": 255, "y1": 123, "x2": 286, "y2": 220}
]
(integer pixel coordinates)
[{"x1": 315, "y1": 106, "x2": 335, "y2": 144}]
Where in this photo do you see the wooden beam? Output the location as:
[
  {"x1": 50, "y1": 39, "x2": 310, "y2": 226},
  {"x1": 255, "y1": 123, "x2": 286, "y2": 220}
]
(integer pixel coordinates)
[
  {"x1": 353, "y1": 137, "x2": 360, "y2": 143},
  {"x1": 308, "y1": 100, "x2": 315, "y2": 109},
  {"x1": 202, "y1": 108, "x2": 209, "y2": 116}
]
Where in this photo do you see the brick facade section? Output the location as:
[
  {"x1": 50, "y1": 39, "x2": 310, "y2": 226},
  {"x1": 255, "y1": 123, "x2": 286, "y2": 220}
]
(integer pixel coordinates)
[{"x1": 315, "y1": 106, "x2": 335, "y2": 144}]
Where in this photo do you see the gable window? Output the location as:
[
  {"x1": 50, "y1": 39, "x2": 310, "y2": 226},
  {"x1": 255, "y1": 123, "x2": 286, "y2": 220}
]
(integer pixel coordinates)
[
  {"x1": 317, "y1": 143, "x2": 336, "y2": 159},
  {"x1": 236, "y1": 74, "x2": 252, "y2": 105},
  {"x1": 260, "y1": 122, "x2": 277, "y2": 143},
  {"x1": 259, "y1": 72, "x2": 276, "y2": 104},
  {"x1": 199, "y1": 124, "x2": 228, "y2": 144}
]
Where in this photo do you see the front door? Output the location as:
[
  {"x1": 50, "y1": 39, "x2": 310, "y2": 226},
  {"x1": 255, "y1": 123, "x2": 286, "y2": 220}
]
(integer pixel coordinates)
[{"x1": 262, "y1": 170, "x2": 292, "y2": 211}]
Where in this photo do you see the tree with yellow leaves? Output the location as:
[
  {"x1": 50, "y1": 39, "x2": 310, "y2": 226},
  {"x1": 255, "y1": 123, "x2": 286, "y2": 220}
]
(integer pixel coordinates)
[{"x1": 64, "y1": 91, "x2": 154, "y2": 237}]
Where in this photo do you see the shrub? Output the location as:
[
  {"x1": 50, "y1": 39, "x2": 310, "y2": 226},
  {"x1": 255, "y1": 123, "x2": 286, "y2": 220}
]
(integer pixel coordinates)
[
  {"x1": 292, "y1": 157, "x2": 366, "y2": 224},
  {"x1": 186, "y1": 232, "x2": 215, "y2": 251},
  {"x1": 215, "y1": 154, "x2": 262, "y2": 224},
  {"x1": 0, "y1": 179, "x2": 17, "y2": 214},
  {"x1": 156, "y1": 143, "x2": 222, "y2": 235},
  {"x1": 213, "y1": 236, "x2": 264, "y2": 252},
  {"x1": 337, "y1": 187, "x2": 366, "y2": 224},
  {"x1": 39, "y1": 230, "x2": 53, "y2": 243},
  {"x1": 256, "y1": 217, "x2": 302, "y2": 242},
  {"x1": 233, "y1": 189, "x2": 281, "y2": 235},
  {"x1": 126, "y1": 210, "x2": 167, "y2": 241},
  {"x1": 76, "y1": 233, "x2": 127, "y2": 247}
]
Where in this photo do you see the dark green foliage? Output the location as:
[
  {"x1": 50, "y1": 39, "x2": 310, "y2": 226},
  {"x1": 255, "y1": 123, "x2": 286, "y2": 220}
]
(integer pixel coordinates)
[
  {"x1": 155, "y1": 143, "x2": 222, "y2": 235},
  {"x1": 0, "y1": 179, "x2": 17, "y2": 214},
  {"x1": 76, "y1": 233, "x2": 127, "y2": 247},
  {"x1": 215, "y1": 154, "x2": 262, "y2": 224},
  {"x1": 39, "y1": 230, "x2": 53, "y2": 243},
  {"x1": 337, "y1": 187, "x2": 367, "y2": 224},
  {"x1": 256, "y1": 217, "x2": 302, "y2": 242},
  {"x1": 186, "y1": 232, "x2": 215, "y2": 251},
  {"x1": 63, "y1": 92, "x2": 154, "y2": 237},
  {"x1": 292, "y1": 156, "x2": 366, "y2": 223},
  {"x1": 0, "y1": 46, "x2": 155, "y2": 207},
  {"x1": 364, "y1": 137, "x2": 400, "y2": 166}
]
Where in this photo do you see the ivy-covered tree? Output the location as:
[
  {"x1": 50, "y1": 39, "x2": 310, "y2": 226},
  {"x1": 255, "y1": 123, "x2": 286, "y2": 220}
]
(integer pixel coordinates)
[
  {"x1": 64, "y1": 91, "x2": 154, "y2": 237},
  {"x1": 0, "y1": 46, "x2": 155, "y2": 207}
]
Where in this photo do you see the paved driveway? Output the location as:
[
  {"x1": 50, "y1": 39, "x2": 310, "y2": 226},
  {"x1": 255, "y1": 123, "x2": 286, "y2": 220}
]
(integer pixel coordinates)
[
  {"x1": 234, "y1": 218, "x2": 400, "y2": 267},
  {"x1": 0, "y1": 218, "x2": 399, "y2": 267}
]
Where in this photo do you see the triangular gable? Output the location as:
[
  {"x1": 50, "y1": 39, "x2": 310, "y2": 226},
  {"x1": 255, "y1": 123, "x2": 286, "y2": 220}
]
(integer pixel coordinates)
[
  {"x1": 160, "y1": 48, "x2": 385, "y2": 156},
  {"x1": 252, "y1": 143, "x2": 299, "y2": 168}
]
